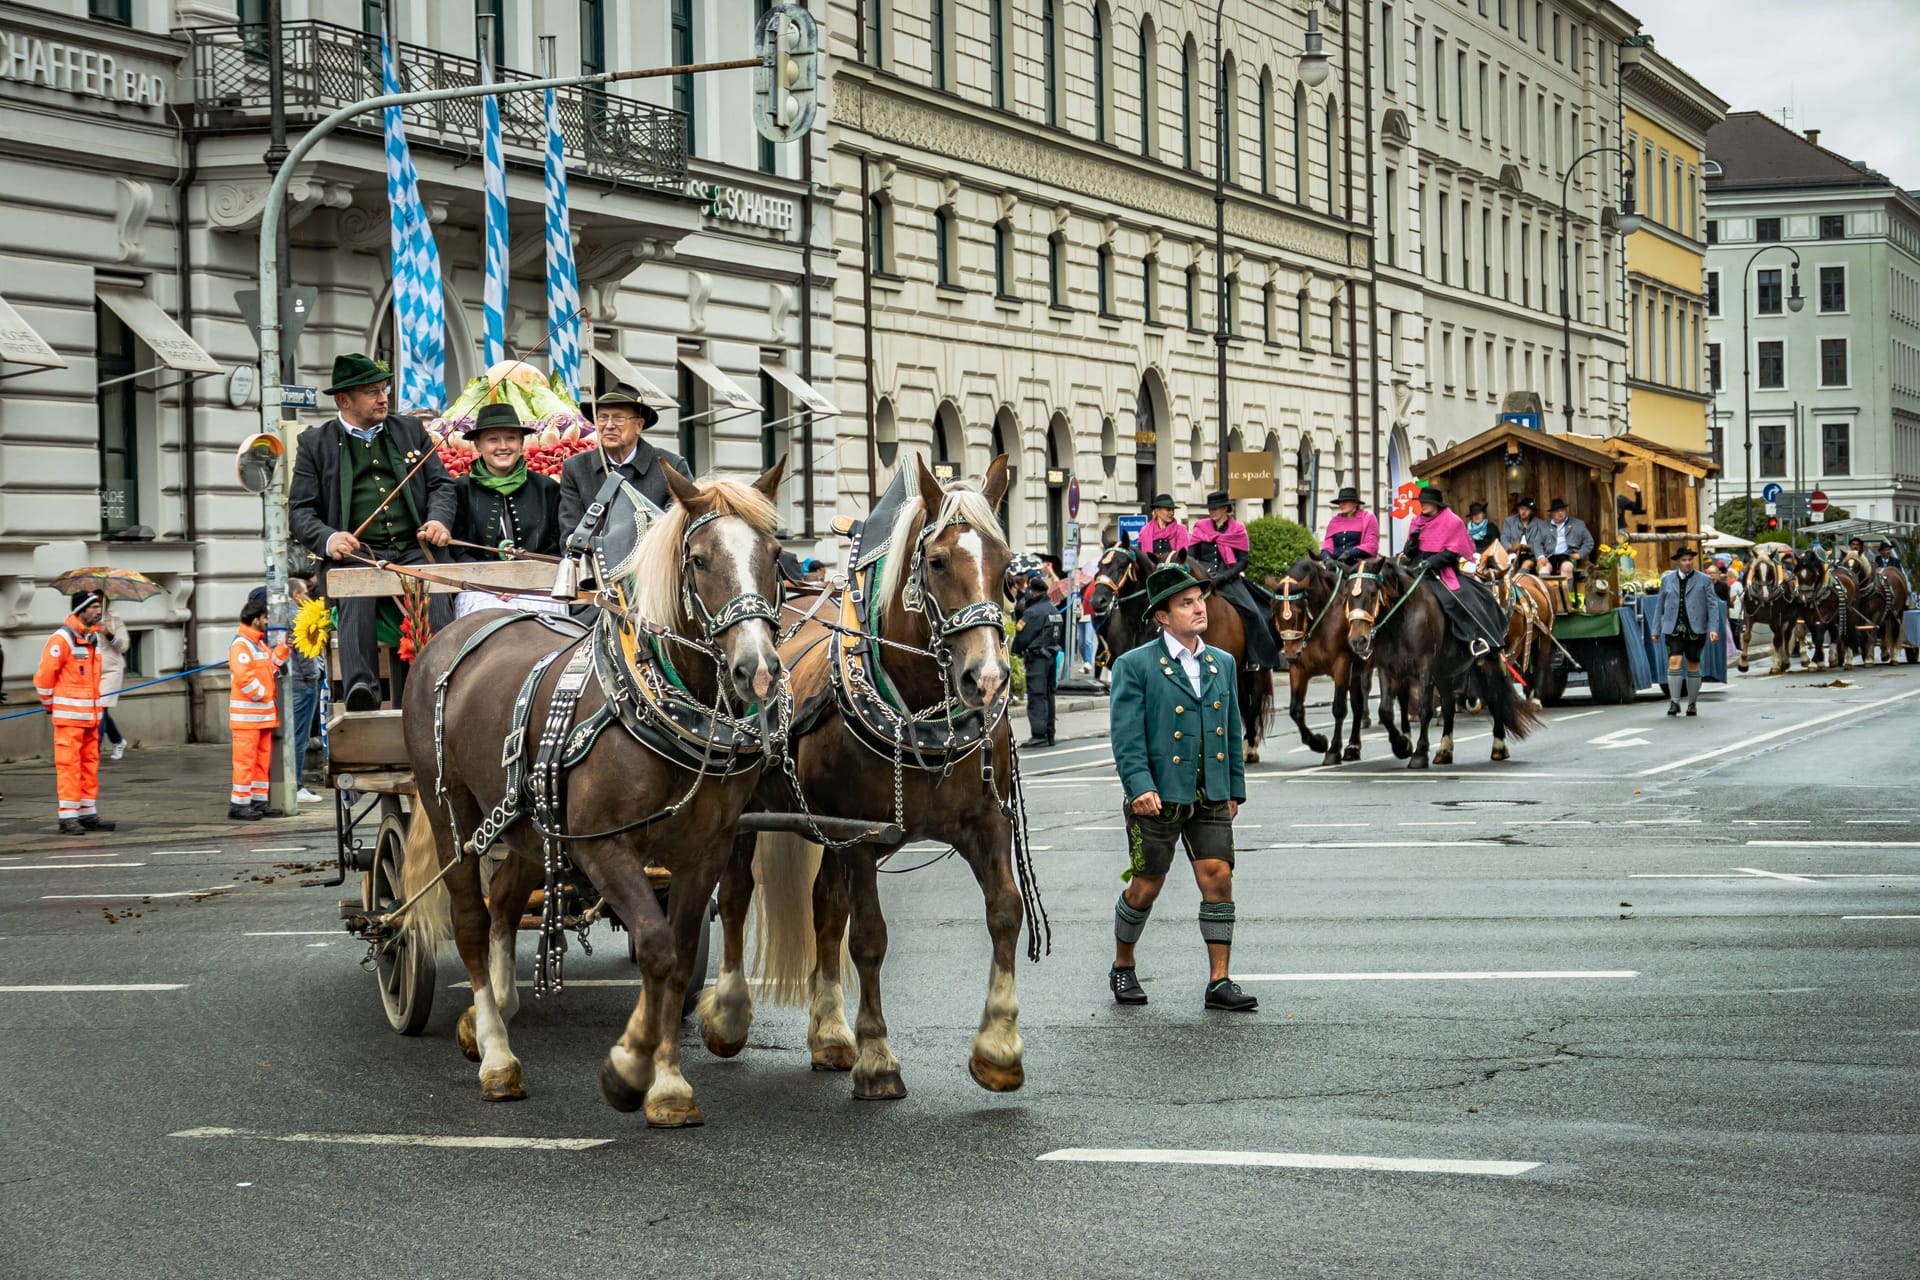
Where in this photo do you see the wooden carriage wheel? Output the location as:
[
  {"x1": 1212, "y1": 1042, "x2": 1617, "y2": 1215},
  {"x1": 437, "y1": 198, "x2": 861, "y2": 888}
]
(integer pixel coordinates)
[{"x1": 364, "y1": 800, "x2": 436, "y2": 1036}]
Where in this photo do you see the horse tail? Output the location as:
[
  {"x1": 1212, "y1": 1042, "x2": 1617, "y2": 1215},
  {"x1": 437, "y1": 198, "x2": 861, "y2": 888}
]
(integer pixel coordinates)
[
  {"x1": 399, "y1": 803, "x2": 453, "y2": 954},
  {"x1": 1474, "y1": 659, "x2": 1543, "y2": 741},
  {"x1": 750, "y1": 831, "x2": 823, "y2": 1006}
]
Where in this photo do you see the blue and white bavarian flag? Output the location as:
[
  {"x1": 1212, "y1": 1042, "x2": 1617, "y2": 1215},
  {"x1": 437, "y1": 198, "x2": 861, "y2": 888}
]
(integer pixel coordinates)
[
  {"x1": 480, "y1": 46, "x2": 508, "y2": 368},
  {"x1": 543, "y1": 85, "x2": 581, "y2": 400},
  {"x1": 381, "y1": 34, "x2": 446, "y2": 410}
]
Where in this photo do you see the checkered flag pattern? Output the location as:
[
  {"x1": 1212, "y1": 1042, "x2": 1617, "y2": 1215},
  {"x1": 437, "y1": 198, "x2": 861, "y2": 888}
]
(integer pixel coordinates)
[
  {"x1": 481, "y1": 48, "x2": 508, "y2": 368},
  {"x1": 381, "y1": 34, "x2": 447, "y2": 412},
  {"x1": 543, "y1": 86, "x2": 582, "y2": 400}
]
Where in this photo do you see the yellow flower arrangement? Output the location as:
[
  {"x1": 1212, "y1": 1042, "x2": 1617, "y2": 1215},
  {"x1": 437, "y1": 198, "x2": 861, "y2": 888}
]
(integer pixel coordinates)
[{"x1": 293, "y1": 594, "x2": 333, "y2": 659}]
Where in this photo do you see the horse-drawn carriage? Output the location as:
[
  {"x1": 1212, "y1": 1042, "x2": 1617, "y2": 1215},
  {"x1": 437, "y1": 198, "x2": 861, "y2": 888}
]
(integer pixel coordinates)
[
  {"x1": 1414, "y1": 424, "x2": 1727, "y2": 704},
  {"x1": 307, "y1": 457, "x2": 1043, "y2": 1125}
]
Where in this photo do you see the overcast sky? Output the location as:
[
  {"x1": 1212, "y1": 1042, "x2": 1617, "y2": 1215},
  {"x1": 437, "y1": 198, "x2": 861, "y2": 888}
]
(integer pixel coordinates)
[{"x1": 1642, "y1": 0, "x2": 1920, "y2": 188}]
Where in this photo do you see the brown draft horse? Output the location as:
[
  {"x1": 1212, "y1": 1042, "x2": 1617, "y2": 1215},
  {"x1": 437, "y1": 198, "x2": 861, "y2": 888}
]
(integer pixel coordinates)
[
  {"x1": 701, "y1": 456, "x2": 1032, "y2": 1101},
  {"x1": 1497, "y1": 570, "x2": 1556, "y2": 697},
  {"x1": 1346, "y1": 557, "x2": 1542, "y2": 767},
  {"x1": 1270, "y1": 556, "x2": 1368, "y2": 765},
  {"x1": 1737, "y1": 550, "x2": 1802, "y2": 674},
  {"x1": 1788, "y1": 554, "x2": 1861, "y2": 671},
  {"x1": 399, "y1": 464, "x2": 786, "y2": 1126},
  {"x1": 1839, "y1": 551, "x2": 1913, "y2": 663}
]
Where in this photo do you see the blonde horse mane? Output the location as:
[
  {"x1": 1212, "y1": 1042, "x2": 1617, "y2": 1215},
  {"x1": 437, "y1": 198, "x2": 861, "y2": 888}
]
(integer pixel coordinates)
[
  {"x1": 871, "y1": 481, "x2": 1008, "y2": 623},
  {"x1": 624, "y1": 475, "x2": 778, "y2": 628}
]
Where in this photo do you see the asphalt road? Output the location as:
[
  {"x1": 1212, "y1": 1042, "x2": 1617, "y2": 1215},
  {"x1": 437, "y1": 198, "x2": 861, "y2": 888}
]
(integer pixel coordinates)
[{"x1": 4, "y1": 663, "x2": 1918, "y2": 1279}]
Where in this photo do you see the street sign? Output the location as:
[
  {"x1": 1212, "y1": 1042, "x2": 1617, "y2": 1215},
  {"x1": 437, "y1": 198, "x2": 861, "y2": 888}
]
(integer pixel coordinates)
[
  {"x1": 1776, "y1": 491, "x2": 1809, "y2": 523},
  {"x1": 752, "y1": 3, "x2": 819, "y2": 143},
  {"x1": 1226, "y1": 450, "x2": 1277, "y2": 500},
  {"x1": 1118, "y1": 514, "x2": 1149, "y2": 547},
  {"x1": 1810, "y1": 489, "x2": 1830, "y2": 514},
  {"x1": 1066, "y1": 476, "x2": 1081, "y2": 519},
  {"x1": 1498, "y1": 411, "x2": 1544, "y2": 432},
  {"x1": 1761, "y1": 482, "x2": 1783, "y2": 503},
  {"x1": 235, "y1": 286, "x2": 317, "y2": 353},
  {"x1": 280, "y1": 384, "x2": 318, "y2": 409}
]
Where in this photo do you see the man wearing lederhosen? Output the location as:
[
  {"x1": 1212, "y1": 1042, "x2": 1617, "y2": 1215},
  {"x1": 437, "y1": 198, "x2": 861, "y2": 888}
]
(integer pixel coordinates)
[
  {"x1": 1107, "y1": 565, "x2": 1257, "y2": 1013},
  {"x1": 1653, "y1": 545, "x2": 1719, "y2": 717}
]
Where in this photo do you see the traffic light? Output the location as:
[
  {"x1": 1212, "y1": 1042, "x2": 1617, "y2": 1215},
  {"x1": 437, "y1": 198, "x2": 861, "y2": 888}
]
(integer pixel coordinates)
[
  {"x1": 753, "y1": 3, "x2": 819, "y2": 144},
  {"x1": 1766, "y1": 516, "x2": 1781, "y2": 531}
]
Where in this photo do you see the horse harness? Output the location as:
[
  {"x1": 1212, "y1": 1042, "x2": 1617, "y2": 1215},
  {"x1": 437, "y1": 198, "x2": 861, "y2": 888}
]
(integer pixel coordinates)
[
  {"x1": 1091, "y1": 549, "x2": 1146, "y2": 620},
  {"x1": 1273, "y1": 563, "x2": 1346, "y2": 647}
]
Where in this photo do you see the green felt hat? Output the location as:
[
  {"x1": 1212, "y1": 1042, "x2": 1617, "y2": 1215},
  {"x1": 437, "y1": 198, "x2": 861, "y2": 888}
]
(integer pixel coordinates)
[
  {"x1": 325, "y1": 353, "x2": 392, "y2": 395},
  {"x1": 1145, "y1": 563, "x2": 1210, "y2": 614}
]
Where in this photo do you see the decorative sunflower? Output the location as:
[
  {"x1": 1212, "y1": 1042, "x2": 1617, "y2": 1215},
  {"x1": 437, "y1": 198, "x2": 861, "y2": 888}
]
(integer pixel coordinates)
[{"x1": 293, "y1": 595, "x2": 333, "y2": 659}]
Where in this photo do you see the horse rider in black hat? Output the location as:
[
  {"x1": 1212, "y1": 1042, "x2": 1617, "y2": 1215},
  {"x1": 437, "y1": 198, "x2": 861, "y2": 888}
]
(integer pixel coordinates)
[
  {"x1": 1186, "y1": 491, "x2": 1281, "y2": 670},
  {"x1": 289, "y1": 353, "x2": 457, "y2": 711},
  {"x1": 1403, "y1": 486, "x2": 1509, "y2": 655},
  {"x1": 557, "y1": 382, "x2": 691, "y2": 538}
]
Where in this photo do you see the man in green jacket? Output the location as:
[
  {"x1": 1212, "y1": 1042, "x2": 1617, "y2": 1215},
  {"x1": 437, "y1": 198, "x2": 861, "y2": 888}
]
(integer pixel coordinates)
[{"x1": 1107, "y1": 565, "x2": 1257, "y2": 1012}]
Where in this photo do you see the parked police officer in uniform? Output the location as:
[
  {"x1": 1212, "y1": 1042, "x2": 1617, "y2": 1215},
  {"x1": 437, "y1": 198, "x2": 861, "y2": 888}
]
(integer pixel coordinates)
[
  {"x1": 1011, "y1": 570, "x2": 1062, "y2": 747},
  {"x1": 289, "y1": 353, "x2": 456, "y2": 711},
  {"x1": 557, "y1": 383, "x2": 691, "y2": 537},
  {"x1": 1652, "y1": 545, "x2": 1719, "y2": 717},
  {"x1": 1107, "y1": 564, "x2": 1257, "y2": 1013}
]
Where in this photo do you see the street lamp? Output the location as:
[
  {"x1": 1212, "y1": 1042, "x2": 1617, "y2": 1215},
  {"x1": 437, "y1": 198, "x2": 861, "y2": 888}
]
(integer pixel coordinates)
[
  {"x1": 1739, "y1": 243, "x2": 1805, "y2": 538},
  {"x1": 1213, "y1": 4, "x2": 1330, "y2": 493},
  {"x1": 1558, "y1": 146, "x2": 1640, "y2": 435}
]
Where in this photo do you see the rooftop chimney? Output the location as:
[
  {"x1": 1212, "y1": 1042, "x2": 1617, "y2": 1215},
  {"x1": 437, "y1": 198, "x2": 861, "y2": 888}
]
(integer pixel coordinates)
[{"x1": 1805, "y1": 128, "x2": 1821, "y2": 146}]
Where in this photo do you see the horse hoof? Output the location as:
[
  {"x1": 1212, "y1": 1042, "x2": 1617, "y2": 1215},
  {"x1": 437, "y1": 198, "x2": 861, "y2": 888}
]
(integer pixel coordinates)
[
  {"x1": 645, "y1": 1096, "x2": 705, "y2": 1129},
  {"x1": 968, "y1": 1053, "x2": 1025, "y2": 1093},
  {"x1": 600, "y1": 1056, "x2": 647, "y2": 1113},
  {"x1": 1491, "y1": 743, "x2": 1511, "y2": 762},
  {"x1": 1245, "y1": 747, "x2": 1260, "y2": 763},
  {"x1": 1391, "y1": 740, "x2": 1412, "y2": 760},
  {"x1": 810, "y1": 1043, "x2": 857, "y2": 1072},
  {"x1": 457, "y1": 1007, "x2": 481, "y2": 1063},
  {"x1": 1408, "y1": 754, "x2": 1430, "y2": 770},
  {"x1": 701, "y1": 1026, "x2": 748, "y2": 1059},
  {"x1": 1342, "y1": 745, "x2": 1361, "y2": 762},
  {"x1": 1322, "y1": 750, "x2": 1340, "y2": 767},
  {"x1": 1432, "y1": 750, "x2": 1453, "y2": 766},
  {"x1": 852, "y1": 1070, "x2": 908, "y2": 1101},
  {"x1": 480, "y1": 1066, "x2": 526, "y2": 1103},
  {"x1": 1306, "y1": 735, "x2": 1329, "y2": 754}
]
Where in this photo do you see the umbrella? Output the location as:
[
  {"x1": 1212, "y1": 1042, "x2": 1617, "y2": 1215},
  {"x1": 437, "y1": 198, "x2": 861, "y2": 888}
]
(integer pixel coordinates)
[
  {"x1": 1701, "y1": 524, "x2": 1755, "y2": 551},
  {"x1": 50, "y1": 566, "x2": 165, "y2": 603}
]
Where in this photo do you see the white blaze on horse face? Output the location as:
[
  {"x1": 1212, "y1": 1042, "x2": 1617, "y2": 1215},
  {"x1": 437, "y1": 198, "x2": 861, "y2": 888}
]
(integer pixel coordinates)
[
  {"x1": 711, "y1": 517, "x2": 780, "y2": 701},
  {"x1": 949, "y1": 528, "x2": 1008, "y2": 705}
]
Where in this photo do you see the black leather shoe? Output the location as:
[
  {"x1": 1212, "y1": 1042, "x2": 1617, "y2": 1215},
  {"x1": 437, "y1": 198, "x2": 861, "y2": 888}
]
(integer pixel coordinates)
[
  {"x1": 77, "y1": 815, "x2": 116, "y2": 831},
  {"x1": 1667, "y1": 701, "x2": 1681, "y2": 716},
  {"x1": 250, "y1": 803, "x2": 286, "y2": 818},
  {"x1": 1686, "y1": 703, "x2": 1698, "y2": 717},
  {"x1": 57, "y1": 819, "x2": 85, "y2": 836},
  {"x1": 345, "y1": 683, "x2": 381, "y2": 712},
  {"x1": 1110, "y1": 967, "x2": 1148, "y2": 1005},
  {"x1": 1022, "y1": 737, "x2": 1051, "y2": 750},
  {"x1": 1204, "y1": 979, "x2": 1259, "y2": 1012},
  {"x1": 228, "y1": 804, "x2": 263, "y2": 821}
]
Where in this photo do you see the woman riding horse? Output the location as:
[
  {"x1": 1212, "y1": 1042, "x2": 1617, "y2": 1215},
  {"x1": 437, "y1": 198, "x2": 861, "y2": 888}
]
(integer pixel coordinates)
[{"x1": 399, "y1": 461, "x2": 787, "y2": 1127}]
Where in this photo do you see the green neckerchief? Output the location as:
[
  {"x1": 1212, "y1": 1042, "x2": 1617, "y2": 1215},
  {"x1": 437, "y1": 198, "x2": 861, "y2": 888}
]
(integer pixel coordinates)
[{"x1": 471, "y1": 459, "x2": 530, "y2": 496}]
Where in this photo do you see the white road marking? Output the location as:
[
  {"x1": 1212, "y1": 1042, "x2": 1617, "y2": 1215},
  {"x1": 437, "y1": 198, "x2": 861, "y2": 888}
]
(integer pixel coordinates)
[
  {"x1": 1509, "y1": 819, "x2": 1591, "y2": 825},
  {"x1": 41, "y1": 885, "x2": 236, "y2": 900},
  {"x1": 0, "y1": 984, "x2": 186, "y2": 992},
  {"x1": 1628, "y1": 869, "x2": 1920, "y2": 880},
  {"x1": 1076, "y1": 825, "x2": 1124, "y2": 832},
  {"x1": 245, "y1": 930, "x2": 340, "y2": 937},
  {"x1": 1732, "y1": 866, "x2": 1817, "y2": 883},
  {"x1": 148, "y1": 848, "x2": 219, "y2": 856},
  {"x1": 1235, "y1": 970, "x2": 1636, "y2": 982},
  {"x1": 1843, "y1": 819, "x2": 1907, "y2": 825},
  {"x1": 1551, "y1": 709, "x2": 1606, "y2": 722},
  {"x1": 1843, "y1": 915, "x2": 1920, "y2": 920},
  {"x1": 249, "y1": 846, "x2": 309, "y2": 854},
  {"x1": 1622, "y1": 819, "x2": 1702, "y2": 826},
  {"x1": 1291, "y1": 822, "x2": 1369, "y2": 828},
  {"x1": 1266, "y1": 841, "x2": 1500, "y2": 850},
  {"x1": 1400, "y1": 821, "x2": 1478, "y2": 827},
  {"x1": 0, "y1": 863, "x2": 146, "y2": 871},
  {"x1": 1036, "y1": 1148, "x2": 1540, "y2": 1177},
  {"x1": 1745, "y1": 840, "x2": 1920, "y2": 848},
  {"x1": 1024, "y1": 759, "x2": 1114, "y2": 777},
  {"x1": 1590, "y1": 727, "x2": 1651, "y2": 749},
  {"x1": 1638, "y1": 686, "x2": 1920, "y2": 776},
  {"x1": 1732, "y1": 820, "x2": 1808, "y2": 826},
  {"x1": 168, "y1": 1126, "x2": 611, "y2": 1151},
  {"x1": 1023, "y1": 742, "x2": 1116, "y2": 758}
]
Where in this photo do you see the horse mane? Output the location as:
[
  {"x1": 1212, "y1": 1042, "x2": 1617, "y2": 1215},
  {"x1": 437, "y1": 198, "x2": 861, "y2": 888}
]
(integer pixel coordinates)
[
  {"x1": 626, "y1": 476, "x2": 778, "y2": 628},
  {"x1": 872, "y1": 481, "x2": 1007, "y2": 622}
]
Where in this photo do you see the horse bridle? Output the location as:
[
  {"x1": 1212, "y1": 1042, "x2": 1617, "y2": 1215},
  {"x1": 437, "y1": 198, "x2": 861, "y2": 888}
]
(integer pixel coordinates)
[
  {"x1": 1091, "y1": 549, "x2": 1145, "y2": 619},
  {"x1": 679, "y1": 509, "x2": 782, "y2": 641},
  {"x1": 1274, "y1": 563, "x2": 1344, "y2": 648},
  {"x1": 901, "y1": 513, "x2": 1009, "y2": 671}
]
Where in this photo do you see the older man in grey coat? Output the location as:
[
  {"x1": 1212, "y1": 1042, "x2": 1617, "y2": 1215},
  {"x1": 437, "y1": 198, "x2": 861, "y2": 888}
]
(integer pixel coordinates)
[{"x1": 1652, "y1": 545, "x2": 1720, "y2": 716}]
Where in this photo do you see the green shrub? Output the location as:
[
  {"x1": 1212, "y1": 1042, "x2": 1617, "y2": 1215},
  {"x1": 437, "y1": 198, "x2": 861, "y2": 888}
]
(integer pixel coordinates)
[{"x1": 1246, "y1": 516, "x2": 1320, "y2": 582}]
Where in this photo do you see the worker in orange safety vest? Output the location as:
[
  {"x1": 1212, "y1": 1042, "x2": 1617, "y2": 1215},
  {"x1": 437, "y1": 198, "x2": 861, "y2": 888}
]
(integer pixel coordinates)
[
  {"x1": 37, "y1": 591, "x2": 113, "y2": 835},
  {"x1": 228, "y1": 592, "x2": 290, "y2": 821}
]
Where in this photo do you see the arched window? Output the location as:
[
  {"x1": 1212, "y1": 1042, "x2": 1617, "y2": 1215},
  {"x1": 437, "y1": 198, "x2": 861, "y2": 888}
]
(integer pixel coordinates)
[
  {"x1": 1257, "y1": 68, "x2": 1273, "y2": 194},
  {"x1": 993, "y1": 218, "x2": 1014, "y2": 296},
  {"x1": 1181, "y1": 35, "x2": 1198, "y2": 170},
  {"x1": 1329, "y1": 294, "x2": 1343, "y2": 355},
  {"x1": 989, "y1": 0, "x2": 1007, "y2": 108},
  {"x1": 868, "y1": 192, "x2": 892, "y2": 273},
  {"x1": 1220, "y1": 53, "x2": 1238, "y2": 184},
  {"x1": 1093, "y1": 3, "x2": 1111, "y2": 142},
  {"x1": 1324, "y1": 96, "x2": 1340, "y2": 215},
  {"x1": 931, "y1": 0, "x2": 947, "y2": 90},
  {"x1": 1297, "y1": 288, "x2": 1312, "y2": 352},
  {"x1": 1142, "y1": 254, "x2": 1159, "y2": 321},
  {"x1": 1042, "y1": 0, "x2": 1059, "y2": 126},
  {"x1": 1292, "y1": 82, "x2": 1308, "y2": 202},
  {"x1": 935, "y1": 206, "x2": 958, "y2": 288},
  {"x1": 1138, "y1": 18, "x2": 1158, "y2": 159}
]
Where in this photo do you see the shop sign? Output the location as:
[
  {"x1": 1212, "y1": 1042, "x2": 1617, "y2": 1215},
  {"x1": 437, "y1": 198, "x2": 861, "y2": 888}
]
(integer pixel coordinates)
[
  {"x1": 686, "y1": 180, "x2": 796, "y2": 233},
  {"x1": 0, "y1": 30, "x2": 168, "y2": 108}
]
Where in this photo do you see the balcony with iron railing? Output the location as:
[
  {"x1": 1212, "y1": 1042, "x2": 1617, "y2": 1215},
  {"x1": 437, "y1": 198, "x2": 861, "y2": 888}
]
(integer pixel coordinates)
[{"x1": 188, "y1": 21, "x2": 687, "y2": 191}]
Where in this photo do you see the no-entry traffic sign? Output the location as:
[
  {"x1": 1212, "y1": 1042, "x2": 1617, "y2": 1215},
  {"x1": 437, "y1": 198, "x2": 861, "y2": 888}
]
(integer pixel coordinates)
[{"x1": 1810, "y1": 489, "x2": 1830, "y2": 514}]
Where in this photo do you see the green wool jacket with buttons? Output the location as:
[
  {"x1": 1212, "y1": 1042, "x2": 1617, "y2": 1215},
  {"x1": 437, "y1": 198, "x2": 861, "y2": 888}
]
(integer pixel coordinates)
[{"x1": 1108, "y1": 637, "x2": 1245, "y2": 806}]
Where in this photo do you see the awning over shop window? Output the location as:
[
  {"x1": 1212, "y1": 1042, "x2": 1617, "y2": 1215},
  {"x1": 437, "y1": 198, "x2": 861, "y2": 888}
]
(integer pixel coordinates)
[
  {"x1": 96, "y1": 285, "x2": 221, "y2": 373},
  {"x1": 586, "y1": 346, "x2": 677, "y2": 409},
  {"x1": 760, "y1": 361, "x2": 841, "y2": 418},
  {"x1": 677, "y1": 352, "x2": 761, "y2": 411},
  {"x1": 0, "y1": 292, "x2": 66, "y2": 369}
]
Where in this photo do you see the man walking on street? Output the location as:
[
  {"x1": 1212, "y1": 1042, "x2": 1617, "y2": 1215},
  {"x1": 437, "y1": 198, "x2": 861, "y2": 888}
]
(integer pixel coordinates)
[
  {"x1": 1107, "y1": 565, "x2": 1256, "y2": 1012},
  {"x1": 228, "y1": 593, "x2": 290, "y2": 820},
  {"x1": 1012, "y1": 572, "x2": 1061, "y2": 747},
  {"x1": 36, "y1": 592, "x2": 114, "y2": 834},
  {"x1": 1653, "y1": 546, "x2": 1719, "y2": 717},
  {"x1": 287, "y1": 573, "x2": 325, "y2": 804}
]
